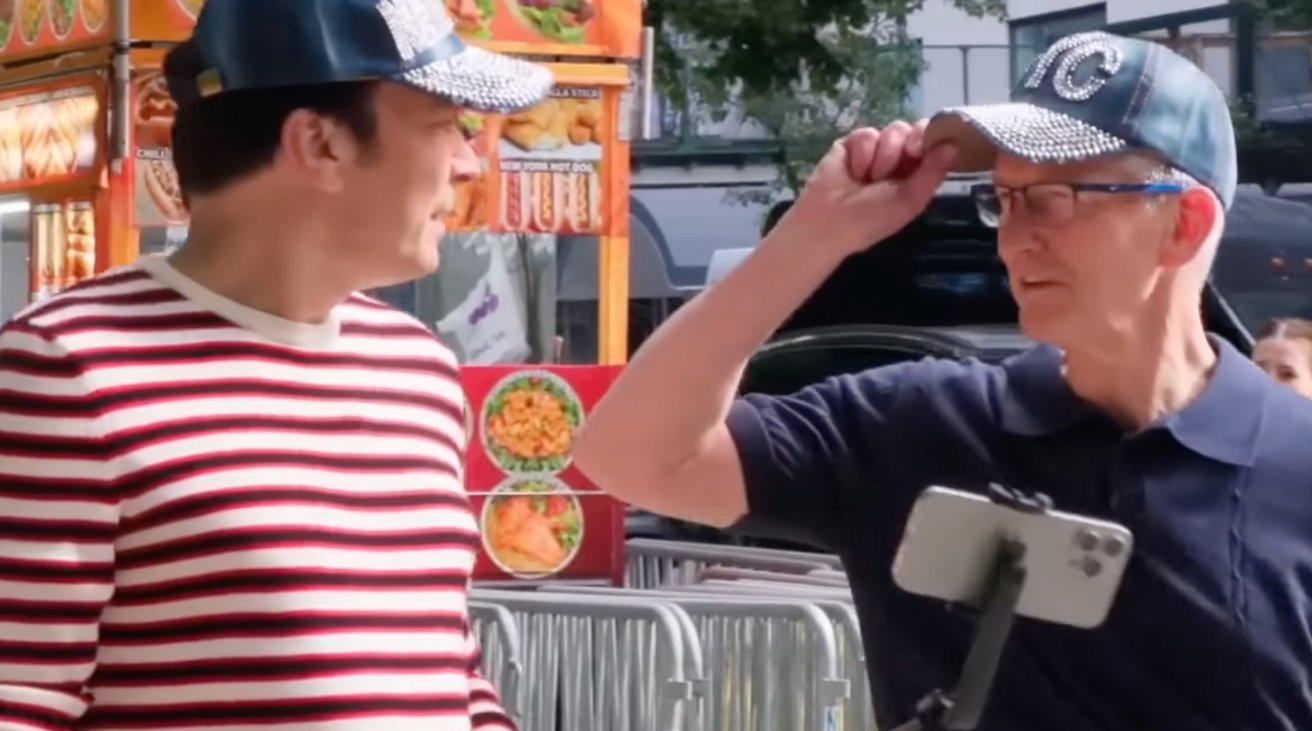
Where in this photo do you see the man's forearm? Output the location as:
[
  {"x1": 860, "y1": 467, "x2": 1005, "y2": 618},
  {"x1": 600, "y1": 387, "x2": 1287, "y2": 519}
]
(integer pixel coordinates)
[{"x1": 577, "y1": 219, "x2": 846, "y2": 480}]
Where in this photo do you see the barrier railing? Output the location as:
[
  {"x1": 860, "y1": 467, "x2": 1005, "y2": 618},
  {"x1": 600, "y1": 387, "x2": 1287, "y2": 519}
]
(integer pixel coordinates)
[{"x1": 471, "y1": 538, "x2": 879, "y2": 730}]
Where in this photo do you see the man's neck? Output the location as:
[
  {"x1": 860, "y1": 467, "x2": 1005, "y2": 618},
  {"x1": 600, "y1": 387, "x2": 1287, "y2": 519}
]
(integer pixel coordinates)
[
  {"x1": 1063, "y1": 311, "x2": 1218, "y2": 431},
  {"x1": 167, "y1": 206, "x2": 351, "y2": 325}
]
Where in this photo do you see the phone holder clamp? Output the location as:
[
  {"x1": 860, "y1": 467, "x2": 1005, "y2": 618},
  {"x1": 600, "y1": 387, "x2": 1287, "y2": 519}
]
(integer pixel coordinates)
[{"x1": 890, "y1": 485, "x2": 1048, "y2": 731}]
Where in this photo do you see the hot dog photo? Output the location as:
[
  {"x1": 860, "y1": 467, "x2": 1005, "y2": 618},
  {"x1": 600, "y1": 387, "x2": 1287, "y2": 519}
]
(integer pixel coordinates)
[
  {"x1": 496, "y1": 87, "x2": 604, "y2": 235},
  {"x1": 131, "y1": 70, "x2": 187, "y2": 225}
]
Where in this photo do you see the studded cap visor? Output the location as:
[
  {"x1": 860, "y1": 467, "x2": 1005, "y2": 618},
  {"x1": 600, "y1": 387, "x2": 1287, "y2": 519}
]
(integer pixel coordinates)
[
  {"x1": 175, "y1": 0, "x2": 554, "y2": 115},
  {"x1": 376, "y1": 0, "x2": 552, "y2": 113},
  {"x1": 923, "y1": 31, "x2": 1239, "y2": 208},
  {"x1": 922, "y1": 103, "x2": 1129, "y2": 173},
  {"x1": 400, "y1": 46, "x2": 552, "y2": 113}
]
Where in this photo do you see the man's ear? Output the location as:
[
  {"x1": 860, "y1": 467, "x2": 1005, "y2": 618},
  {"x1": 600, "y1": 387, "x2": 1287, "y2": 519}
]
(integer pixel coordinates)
[
  {"x1": 278, "y1": 110, "x2": 355, "y2": 194},
  {"x1": 1160, "y1": 186, "x2": 1219, "y2": 268}
]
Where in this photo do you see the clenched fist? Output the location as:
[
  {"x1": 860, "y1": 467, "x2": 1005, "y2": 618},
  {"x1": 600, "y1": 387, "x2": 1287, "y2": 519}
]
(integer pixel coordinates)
[{"x1": 777, "y1": 120, "x2": 957, "y2": 257}]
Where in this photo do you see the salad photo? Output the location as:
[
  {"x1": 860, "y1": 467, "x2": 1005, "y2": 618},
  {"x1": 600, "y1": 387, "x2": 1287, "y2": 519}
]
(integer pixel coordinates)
[
  {"x1": 0, "y1": 0, "x2": 13, "y2": 50},
  {"x1": 505, "y1": 0, "x2": 593, "y2": 44},
  {"x1": 447, "y1": 0, "x2": 495, "y2": 39}
]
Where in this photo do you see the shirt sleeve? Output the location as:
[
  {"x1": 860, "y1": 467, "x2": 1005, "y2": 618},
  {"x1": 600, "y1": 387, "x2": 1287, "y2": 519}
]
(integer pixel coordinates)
[
  {"x1": 725, "y1": 362, "x2": 916, "y2": 549},
  {"x1": 463, "y1": 621, "x2": 516, "y2": 731},
  {"x1": 0, "y1": 321, "x2": 118, "y2": 730}
]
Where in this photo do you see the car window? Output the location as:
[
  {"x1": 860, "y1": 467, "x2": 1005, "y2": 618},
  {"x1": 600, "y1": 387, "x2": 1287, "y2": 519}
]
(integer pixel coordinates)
[
  {"x1": 771, "y1": 196, "x2": 1017, "y2": 335},
  {"x1": 1210, "y1": 193, "x2": 1312, "y2": 333}
]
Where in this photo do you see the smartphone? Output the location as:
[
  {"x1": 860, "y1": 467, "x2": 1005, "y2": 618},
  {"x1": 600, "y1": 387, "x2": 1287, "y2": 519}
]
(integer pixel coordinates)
[{"x1": 891, "y1": 486, "x2": 1133, "y2": 629}]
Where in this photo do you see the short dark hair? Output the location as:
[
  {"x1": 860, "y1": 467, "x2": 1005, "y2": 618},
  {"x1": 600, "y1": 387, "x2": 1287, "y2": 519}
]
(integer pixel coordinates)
[{"x1": 163, "y1": 43, "x2": 379, "y2": 198}]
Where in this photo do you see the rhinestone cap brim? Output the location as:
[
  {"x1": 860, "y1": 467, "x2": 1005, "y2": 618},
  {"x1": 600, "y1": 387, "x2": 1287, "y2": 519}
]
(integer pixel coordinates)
[
  {"x1": 924, "y1": 102, "x2": 1130, "y2": 173},
  {"x1": 398, "y1": 45, "x2": 554, "y2": 113}
]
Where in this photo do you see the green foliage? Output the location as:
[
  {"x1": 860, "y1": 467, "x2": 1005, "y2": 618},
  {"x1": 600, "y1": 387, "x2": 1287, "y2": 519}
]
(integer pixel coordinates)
[
  {"x1": 648, "y1": 0, "x2": 1006, "y2": 201},
  {"x1": 650, "y1": 0, "x2": 1005, "y2": 98},
  {"x1": 1239, "y1": 0, "x2": 1312, "y2": 29}
]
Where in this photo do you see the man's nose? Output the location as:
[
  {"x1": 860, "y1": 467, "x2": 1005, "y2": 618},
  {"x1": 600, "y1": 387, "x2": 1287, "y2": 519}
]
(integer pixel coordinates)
[
  {"x1": 996, "y1": 220, "x2": 1045, "y2": 258},
  {"x1": 449, "y1": 138, "x2": 480, "y2": 183}
]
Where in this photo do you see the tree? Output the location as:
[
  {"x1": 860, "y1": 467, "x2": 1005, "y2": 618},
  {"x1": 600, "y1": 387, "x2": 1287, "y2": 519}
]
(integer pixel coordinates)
[
  {"x1": 1242, "y1": 0, "x2": 1312, "y2": 29},
  {"x1": 729, "y1": 26, "x2": 926, "y2": 203},
  {"x1": 648, "y1": 0, "x2": 1007, "y2": 202}
]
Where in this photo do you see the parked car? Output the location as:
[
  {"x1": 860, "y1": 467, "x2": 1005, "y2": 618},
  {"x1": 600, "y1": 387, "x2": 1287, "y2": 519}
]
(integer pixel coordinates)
[{"x1": 627, "y1": 186, "x2": 1312, "y2": 547}]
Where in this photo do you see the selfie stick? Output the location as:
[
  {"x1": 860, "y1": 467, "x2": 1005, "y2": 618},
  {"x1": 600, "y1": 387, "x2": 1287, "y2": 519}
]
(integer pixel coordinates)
[{"x1": 889, "y1": 485, "x2": 1049, "y2": 731}]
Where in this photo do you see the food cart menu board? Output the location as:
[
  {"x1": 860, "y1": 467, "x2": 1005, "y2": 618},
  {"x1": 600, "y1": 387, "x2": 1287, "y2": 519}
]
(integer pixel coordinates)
[
  {"x1": 125, "y1": 0, "x2": 638, "y2": 59},
  {"x1": 444, "y1": 0, "x2": 640, "y2": 58},
  {"x1": 0, "y1": 0, "x2": 110, "y2": 61},
  {"x1": 130, "y1": 69, "x2": 186, "y2": 227},
  {"x1": 448, "y1": 72, "x2": 628, "y2": 237},
  {"x1": 0, "y1": 81, "x2": 100, "y2": 194},
  {"x1": 462, "y1": 365, "x2": 624, "y2": 584}
]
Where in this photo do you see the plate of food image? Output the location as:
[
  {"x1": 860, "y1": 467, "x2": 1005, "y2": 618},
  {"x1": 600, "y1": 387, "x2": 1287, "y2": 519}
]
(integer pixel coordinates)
[
  {"x1": 78, "y1": 0, "x2": 106, "y2": 32},
  {"x1": 480, "y1": 476, "x2": 584, "y2": 579},
  {"x1": 503, "y1": 0, "x2": 593, "y2": 44},
  {"x1": 18, "y1": 0, "x2": 45, "y2": 45},
  {"x1": 446, "y1": 0, "x2": 494, "y2": 40},
  {"x1": 480, "y1": 369, "x2": 583, "y2": 475},
  {"x1": 46, "y1": 0, "x2": 72, "y2": 38},
  {"x1": 0, "y1": 0, "x2": 15, "y2": 49}
]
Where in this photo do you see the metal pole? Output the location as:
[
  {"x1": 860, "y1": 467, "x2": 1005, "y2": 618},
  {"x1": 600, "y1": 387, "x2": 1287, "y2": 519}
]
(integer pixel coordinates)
[
  {"x1": 109, "y1": 0, "x2": 131, "y2": 173},
  {"x1": 640, "y1": 26, "x2": 656, "y2": 140}
]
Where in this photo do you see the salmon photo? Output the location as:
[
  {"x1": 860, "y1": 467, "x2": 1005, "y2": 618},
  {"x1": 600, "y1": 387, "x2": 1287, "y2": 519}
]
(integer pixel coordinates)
[{"x1": 480, "y1": 477, "x2": 583, "y2": 578}]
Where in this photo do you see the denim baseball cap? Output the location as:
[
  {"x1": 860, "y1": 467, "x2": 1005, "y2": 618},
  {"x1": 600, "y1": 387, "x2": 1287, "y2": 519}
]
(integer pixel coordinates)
[
  {"x1": 923, "y1": 32, "x2": 1237, "y2": 209},
  {"x1": 165, "y1": 0, "x2": 553, "y2": 113}
]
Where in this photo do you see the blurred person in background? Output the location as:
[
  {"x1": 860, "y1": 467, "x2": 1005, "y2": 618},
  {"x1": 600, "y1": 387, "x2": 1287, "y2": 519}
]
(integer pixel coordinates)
[{"x1": 1253, "y1": 317, "x2": 1312, "y2": 398}]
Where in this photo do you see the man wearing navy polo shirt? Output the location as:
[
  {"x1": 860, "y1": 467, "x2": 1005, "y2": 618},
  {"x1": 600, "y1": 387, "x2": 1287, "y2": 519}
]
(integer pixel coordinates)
[{"x1": 576, "y1": 31, "x2": 1312, "y2": 731}]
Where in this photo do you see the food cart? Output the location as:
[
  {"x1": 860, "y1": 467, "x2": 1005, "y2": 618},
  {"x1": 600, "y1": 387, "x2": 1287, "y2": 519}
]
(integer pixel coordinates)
[{"x1": 0, "y1": 0, "x2": 641, "y2": 585}]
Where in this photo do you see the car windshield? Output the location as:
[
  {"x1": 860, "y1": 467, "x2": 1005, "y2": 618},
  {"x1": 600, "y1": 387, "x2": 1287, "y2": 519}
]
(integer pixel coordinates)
[
  {"x1": 778, "y1": 194, "x2": 1016, "y2": 334},
  {"x1": 1209, "y1": 192, "x2": 1312, "y2": 333},
  {"x1": 774, "y1": 190, "x2": 1312, "y2": 340}
]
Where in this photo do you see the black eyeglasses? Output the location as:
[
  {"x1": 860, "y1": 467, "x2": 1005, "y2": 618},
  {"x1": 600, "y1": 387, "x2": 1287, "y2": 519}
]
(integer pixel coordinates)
[{"x1": 970, "y1": 182, "x2": 1187, "y2": 228}]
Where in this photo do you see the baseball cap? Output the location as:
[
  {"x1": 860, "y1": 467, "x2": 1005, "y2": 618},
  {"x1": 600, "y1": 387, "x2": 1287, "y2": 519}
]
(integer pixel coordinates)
[
  {"x1": 165, "y1": 0, "x2": 553, "y2": 113},
  {"x1": 923, "y1": 32, "x2": 1238, "y2": 209}
]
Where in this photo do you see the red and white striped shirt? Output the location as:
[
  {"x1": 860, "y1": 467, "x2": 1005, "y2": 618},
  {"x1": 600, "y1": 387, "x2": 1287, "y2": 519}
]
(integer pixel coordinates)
[{"x1": 0, "y1": 256, "x2": 512, "y2": 731}]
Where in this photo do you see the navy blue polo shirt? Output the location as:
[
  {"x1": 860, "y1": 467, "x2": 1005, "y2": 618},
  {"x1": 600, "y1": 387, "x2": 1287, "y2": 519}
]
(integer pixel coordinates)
[{"x1": 726, "y1": 337, "x2": 1312, "y2": 731}]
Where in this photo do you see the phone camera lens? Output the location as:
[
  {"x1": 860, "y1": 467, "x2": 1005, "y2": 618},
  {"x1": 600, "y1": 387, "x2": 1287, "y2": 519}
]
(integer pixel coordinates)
[
  {"x1": 1081, "y1": 556, "x2": 1103, "y2": 578},
  {"x1": 1102, "y1": 536, "x2": 1126, "y2": 557},
  {"x1": 1075, "y1": 529, "x2": 1099, "y2": 552}
]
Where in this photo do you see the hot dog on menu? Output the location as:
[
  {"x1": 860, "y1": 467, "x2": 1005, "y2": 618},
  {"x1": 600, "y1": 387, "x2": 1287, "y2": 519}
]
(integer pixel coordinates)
[
  {"x1": 500, "y1": 169, "x2": 602, "y2": 233},
  {"x1": 566, "y1": 170, "x2": 601, "y2": 232}
]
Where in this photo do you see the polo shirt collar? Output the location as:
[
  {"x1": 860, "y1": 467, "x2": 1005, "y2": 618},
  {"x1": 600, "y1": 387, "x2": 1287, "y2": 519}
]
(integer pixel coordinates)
[{"x1": 999, "y1": 337, "x2": 1267, "y2": 466}]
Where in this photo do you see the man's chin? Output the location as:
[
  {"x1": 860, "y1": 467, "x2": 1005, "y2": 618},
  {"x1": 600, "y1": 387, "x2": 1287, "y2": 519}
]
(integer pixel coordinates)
[{"x1": 1017, "y1": 309, "x2": 1070, "y2": 347}]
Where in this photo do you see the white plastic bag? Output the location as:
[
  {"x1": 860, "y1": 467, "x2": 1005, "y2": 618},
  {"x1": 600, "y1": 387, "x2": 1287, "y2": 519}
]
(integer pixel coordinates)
[{"x1": 435, "y1": 241, "x2": 532, "y2": 364}]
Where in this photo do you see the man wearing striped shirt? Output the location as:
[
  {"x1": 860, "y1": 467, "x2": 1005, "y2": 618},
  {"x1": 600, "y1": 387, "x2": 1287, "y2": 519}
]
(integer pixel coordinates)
[{"x1": 0, "y1": 1, "x2": 552, "y2": 729}]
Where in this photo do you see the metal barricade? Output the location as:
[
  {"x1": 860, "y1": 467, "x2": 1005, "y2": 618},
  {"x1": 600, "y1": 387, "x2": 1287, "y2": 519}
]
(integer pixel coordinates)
[
  {"x1": 472, "y1": 588, "x2": 707, "y2": 731},
  {"x1": 561, "y1": 586, "x2": 852, "y2": 731},
  {"x1": 625, "y1": 538, "x2": 839, "y2": 588},
  {"x1": 698, "y1": 565, "x2": 851, "y2": 587},
  {"x1": 626, "y1": 572, "x2": 875, "y2": 731},
  {"x1": 470, "y1": 601, "x2": 526, "y2": 721}
]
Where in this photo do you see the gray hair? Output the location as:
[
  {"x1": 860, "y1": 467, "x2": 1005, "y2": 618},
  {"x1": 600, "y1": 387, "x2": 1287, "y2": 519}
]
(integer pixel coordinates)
[{"x1": 1144, "y1": 164, "x2": 1199, "y2": 187}]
